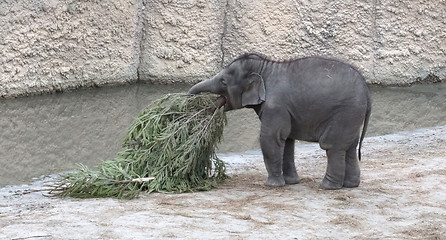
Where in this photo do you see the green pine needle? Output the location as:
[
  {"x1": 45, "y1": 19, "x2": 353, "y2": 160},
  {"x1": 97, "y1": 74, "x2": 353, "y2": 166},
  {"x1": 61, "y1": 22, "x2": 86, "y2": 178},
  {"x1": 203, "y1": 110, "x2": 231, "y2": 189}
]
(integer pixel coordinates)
[{"x1": 49, "y1": 93, "x2": 228, "y2": 199}]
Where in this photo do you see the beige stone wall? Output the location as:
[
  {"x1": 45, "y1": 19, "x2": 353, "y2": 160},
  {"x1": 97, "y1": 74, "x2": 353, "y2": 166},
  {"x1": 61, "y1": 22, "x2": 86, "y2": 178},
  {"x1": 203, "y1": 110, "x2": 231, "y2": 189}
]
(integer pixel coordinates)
[
  {"x1": 373, "y1": 0, "x2": 446, "y2": 85},
  {"x1": 0, "y1": 0, "x2": 141, "y2": 97},
  {"x1": 139, "y1": 0, "x2": 226, "y2": 83},
  {"x1": 219, "y1": 0, "x2": 446, "y2": 85},
  {"x1": 1, "y1": 0, "x2": 445, "y2": 97}
]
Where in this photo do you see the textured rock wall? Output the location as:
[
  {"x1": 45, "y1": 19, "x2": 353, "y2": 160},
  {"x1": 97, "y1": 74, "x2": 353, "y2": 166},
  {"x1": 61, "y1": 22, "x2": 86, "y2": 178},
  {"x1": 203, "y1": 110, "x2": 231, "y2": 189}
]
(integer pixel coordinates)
[
  {"x1": 0, "y1": 0, "x2": 141, "y2": 97},
  {"x1": 373, "y1": 0, "x2": 446, "y2": 85},
  {"x1": 139, "y1": 0, "x2": 226, "y2": 83},
  {"x1": 222, "y1": 0, "x2": 377, "y2": 81},
  {"x1": 1, "y1": 0, "x2": 445, "y2": 97},
  {"x1": 217, "y1": 0, "x2": 446, "y2": 85}
]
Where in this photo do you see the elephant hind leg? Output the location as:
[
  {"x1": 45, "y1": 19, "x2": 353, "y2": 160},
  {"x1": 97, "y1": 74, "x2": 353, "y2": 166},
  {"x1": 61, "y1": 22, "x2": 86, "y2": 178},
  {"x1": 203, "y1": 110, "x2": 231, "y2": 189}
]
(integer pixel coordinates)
[
  {"x1": 318, "y1": 113, "x2": 362, "y2": 189},
  {"x1": 319, "y1": 141, "x2": 360, "y2": 189},
  {"x1": 343, "y1": 137, "x2": 361, "y2": 188},
  {"x1": 283, "y1": 138, "x2": 300, "y2": 185},
  {"x1": 320, "y1": 149, "x2": 346, "y2": 190}
]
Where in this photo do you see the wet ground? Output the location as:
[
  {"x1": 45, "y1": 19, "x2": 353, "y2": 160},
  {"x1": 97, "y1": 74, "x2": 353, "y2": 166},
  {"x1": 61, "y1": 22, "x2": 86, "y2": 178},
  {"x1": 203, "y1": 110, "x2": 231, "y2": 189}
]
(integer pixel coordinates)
[{"x1": 1, "y1": 82, "x2": 446, "y2": 187}]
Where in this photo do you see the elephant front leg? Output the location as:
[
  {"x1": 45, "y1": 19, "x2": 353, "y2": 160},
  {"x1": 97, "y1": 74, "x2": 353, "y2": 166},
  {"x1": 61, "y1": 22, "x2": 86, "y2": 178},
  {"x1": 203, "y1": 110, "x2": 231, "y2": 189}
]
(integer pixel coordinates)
[
  {"x1": 260, "y1": 133, "x2": 286, "y2": 187},
  {"x1": 320, "y1": 149, "x2": 346, "y2": 190},
  {"x1": 283, "y1": 139, "x2": 300, "y2": 185}
]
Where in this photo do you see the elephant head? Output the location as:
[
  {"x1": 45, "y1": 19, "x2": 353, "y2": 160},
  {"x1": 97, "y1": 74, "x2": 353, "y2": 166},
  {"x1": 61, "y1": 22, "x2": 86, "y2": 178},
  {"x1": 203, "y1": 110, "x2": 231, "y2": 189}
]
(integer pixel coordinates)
[{"x1": 188, "y1": 55, "x2": 266, "y2": 111}]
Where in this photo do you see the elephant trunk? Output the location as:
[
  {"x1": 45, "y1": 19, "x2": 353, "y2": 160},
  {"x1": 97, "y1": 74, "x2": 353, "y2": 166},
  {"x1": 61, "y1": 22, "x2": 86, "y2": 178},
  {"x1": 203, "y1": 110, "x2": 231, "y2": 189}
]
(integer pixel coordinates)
[{"x1": 188, "y1": 79, "x2": 215, "y2": 95}]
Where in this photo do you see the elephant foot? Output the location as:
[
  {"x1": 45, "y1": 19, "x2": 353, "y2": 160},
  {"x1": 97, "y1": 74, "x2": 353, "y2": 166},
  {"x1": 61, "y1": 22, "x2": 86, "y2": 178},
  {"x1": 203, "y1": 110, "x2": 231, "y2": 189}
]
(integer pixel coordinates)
[
  {"x1": 265, "y1": 175, "x2": 285, "y2": 187},
  {"x1": 284, "y1": 174, "x2": 300, "y2": 185},
  {"x1": 343, "y1": 176, "x2": 360, "y2": 188},
  {"x1": 319, "y1": 175, "x2": 343, "y2": 190}
]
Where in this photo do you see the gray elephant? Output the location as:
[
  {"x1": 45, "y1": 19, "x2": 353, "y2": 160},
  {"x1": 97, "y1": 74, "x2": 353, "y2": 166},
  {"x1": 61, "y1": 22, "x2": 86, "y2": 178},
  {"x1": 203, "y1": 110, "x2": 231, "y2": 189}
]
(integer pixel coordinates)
[{"x1": 189, "y1": 53, "x2": 371, "y2": 190}]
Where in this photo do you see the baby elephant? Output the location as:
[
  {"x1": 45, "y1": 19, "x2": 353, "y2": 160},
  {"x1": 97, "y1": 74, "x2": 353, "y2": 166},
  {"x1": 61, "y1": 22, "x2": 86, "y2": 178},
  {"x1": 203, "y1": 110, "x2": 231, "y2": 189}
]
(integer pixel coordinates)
[{"x1": 189, "y1": 53, "x2": 371, "y2": 190}]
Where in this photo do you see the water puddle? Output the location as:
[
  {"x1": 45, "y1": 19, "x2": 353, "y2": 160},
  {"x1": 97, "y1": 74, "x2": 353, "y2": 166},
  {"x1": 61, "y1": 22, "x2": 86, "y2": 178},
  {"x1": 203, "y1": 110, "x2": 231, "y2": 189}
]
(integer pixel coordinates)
[{"x1": 1, "y1": 82, "x2": 445, "y2": 187}]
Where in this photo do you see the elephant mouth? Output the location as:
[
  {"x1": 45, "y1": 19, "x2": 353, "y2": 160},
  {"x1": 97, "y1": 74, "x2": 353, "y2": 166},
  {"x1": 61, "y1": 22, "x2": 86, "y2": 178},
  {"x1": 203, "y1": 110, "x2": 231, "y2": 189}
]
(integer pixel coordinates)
[
  {"x1": 220, "y1": 96, "x2": 228, "y2": 110},
  {"x1": 211, "y1": 95, "x2": 238, "y2": 112},
  {"x1": 212, "y1": 95, "x2": 227, "y2": 110},
  {"x1": 222, "y1": 96, "x2": 235, "y2": 111},
  {"x1": 210, "y1": 95, "x2": 233, "y2": 112}
]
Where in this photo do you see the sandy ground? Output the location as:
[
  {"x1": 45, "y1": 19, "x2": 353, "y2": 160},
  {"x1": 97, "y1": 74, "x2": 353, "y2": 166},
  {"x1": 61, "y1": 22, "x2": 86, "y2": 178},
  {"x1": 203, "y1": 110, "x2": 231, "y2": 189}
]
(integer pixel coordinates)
[{"x1": 1, "y1": 126, "x2": 446, "y2": 240}]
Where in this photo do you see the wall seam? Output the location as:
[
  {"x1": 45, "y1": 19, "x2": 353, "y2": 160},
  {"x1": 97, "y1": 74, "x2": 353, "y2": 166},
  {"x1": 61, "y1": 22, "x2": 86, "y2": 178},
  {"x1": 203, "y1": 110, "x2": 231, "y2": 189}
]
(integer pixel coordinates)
[
  {"x1": 371, "y1": 0, "x2": 379, "y2": 83},
  {"x1": 220, "y1": 0, "x2": 230, "y2": 68},
  {"x1": 136, "y1": 0, "x2": 145, "y2": 82}
]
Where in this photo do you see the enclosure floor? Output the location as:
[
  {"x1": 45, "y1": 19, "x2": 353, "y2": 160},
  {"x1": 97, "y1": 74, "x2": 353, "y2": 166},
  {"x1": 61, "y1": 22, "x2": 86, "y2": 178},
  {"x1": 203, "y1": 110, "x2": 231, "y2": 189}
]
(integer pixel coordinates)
[{"x1": 1, "y1": 125, "x2": 445, "y2": 239}]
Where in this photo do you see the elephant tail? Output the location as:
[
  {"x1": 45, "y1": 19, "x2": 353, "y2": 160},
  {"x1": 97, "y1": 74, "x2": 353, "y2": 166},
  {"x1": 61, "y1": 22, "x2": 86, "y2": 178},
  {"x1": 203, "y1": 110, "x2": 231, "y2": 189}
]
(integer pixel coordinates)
[{"x1": 358, "y1": 94, "x2": 372, "y2": 161}]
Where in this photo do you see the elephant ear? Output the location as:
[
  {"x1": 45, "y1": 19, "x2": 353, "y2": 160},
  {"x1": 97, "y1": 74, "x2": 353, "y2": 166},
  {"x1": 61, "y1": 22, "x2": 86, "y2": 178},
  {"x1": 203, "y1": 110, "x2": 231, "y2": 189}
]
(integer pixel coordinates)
[{"x1": 241, "y1": 73, "x2": 266, "y2": 107}]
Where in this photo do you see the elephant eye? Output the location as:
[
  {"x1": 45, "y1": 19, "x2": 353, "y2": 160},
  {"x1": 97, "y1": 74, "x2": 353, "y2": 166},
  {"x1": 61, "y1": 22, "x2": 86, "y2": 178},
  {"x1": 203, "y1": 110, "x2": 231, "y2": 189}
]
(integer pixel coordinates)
[{"x1": 220, "y1": 78, "x2": 227, "y2": 86}]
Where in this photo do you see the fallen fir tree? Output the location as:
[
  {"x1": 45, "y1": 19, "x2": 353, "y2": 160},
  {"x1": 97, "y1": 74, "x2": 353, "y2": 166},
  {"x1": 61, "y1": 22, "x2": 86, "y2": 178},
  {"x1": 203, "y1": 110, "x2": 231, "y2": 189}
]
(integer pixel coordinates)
[{"x1": 49, "y1": 93, "x2": 228, "y2": 199}]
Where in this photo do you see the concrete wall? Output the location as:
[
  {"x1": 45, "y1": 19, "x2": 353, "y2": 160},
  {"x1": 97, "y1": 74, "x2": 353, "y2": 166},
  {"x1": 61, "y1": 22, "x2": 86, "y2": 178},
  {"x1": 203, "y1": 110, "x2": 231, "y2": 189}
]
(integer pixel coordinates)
[
  {"x1": 139, "y1": 0, "x2": 227, "y2": 83},
  {"x1": 221, "y1": 0, "x2": 446, "y2": 86},
  {"x1": 1, "y1": 0, "x2": 445, "y2": 98},
  {"x1": 0, "y1": 0, "x2": 141, "y2": 97}
]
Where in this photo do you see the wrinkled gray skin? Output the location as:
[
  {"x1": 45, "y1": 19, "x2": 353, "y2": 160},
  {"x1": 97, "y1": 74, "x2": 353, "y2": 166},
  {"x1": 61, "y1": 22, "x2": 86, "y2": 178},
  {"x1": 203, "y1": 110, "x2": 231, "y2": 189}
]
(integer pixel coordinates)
[{"x1": 189, "y1": 54, "x2": 371, "y2": 189}]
